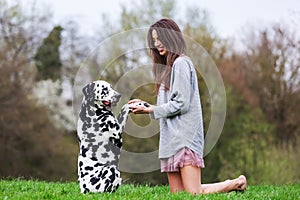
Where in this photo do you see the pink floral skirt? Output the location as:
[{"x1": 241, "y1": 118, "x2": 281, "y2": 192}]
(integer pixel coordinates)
[{"x1": 160, "y1": 147, "x2": 205, "y2": 172}]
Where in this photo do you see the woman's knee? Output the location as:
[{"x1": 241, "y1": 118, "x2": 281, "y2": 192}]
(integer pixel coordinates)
[
  {"x1": 167, "y1": 172, "x2": 184, "y2": 193},
  {"x1": 180, "y1": 165, "x2": 201, "y2": 193}
]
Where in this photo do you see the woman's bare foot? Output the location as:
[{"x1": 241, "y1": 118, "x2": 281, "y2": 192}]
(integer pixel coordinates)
[
  {"x1": 238, "y1": 175, "x2": 247, "y2": 190},
  {"x1": 226, "y1": 175, "x2": 247, "y2": 193},
  {"x1": 234, "y1": 175, "x2": 247, "y2": 191}
]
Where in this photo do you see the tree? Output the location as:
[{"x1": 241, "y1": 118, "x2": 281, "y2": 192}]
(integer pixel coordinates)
[
  {"x1": 0, "y1": 0, "x2": 52, "y2": 88},
  {"x1": 212, "y1": 87, "x2": 273, "y2": 184},
  {"x1": 34, "y1": 26, "x2": 63, "y2": 81},
  {"x1": 212, "y1": 22, "x2": 300, "y2": 184},
  {"x1": 242, "y1": 24, "x2": 300, "y2": 143},
  {"x1": 0, "y1": 0, "x2": 77, "y2": 181},
  {"x1": 60, "y1": 19, "x2": 91, "y2": 84},
  {"x1": 0, "y1": 56, "x2": 77, "y2": 181}
]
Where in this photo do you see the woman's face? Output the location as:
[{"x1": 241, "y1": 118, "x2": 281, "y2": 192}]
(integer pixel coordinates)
[{"x1": 152, "y1": 29, "x2": 167, "y2": 56}]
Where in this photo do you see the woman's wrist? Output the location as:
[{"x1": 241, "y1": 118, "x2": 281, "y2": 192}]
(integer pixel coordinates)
[{"x1": 147, "y1": 106, "x2": 154, "y2": 113}]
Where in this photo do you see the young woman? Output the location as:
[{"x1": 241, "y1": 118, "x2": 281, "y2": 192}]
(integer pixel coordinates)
[{"x1": 129, "y1": 18, "x2": 247, "y2": 194}]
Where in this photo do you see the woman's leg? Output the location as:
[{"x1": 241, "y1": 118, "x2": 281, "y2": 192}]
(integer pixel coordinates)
[
  {"x1": 201, "y1": 175, "x2": 247, "y2": 193},
  {"x1": 180, "y1": 165, "x2": 247, "y2": 194},
  {"x1": 167, "y1": 171, "x2": 184, "y2": 193},
  {"x1": 180, "y1": 165, "x2": 201, "y2": 194}
]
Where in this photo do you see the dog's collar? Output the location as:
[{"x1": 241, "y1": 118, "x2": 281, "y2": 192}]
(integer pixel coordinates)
[
  {"x1": 90, "y1": 101, "x2": 111, "y2": 111},
  {"x1": 95, "y1": 100, "x2": 112, "y2": 107}
]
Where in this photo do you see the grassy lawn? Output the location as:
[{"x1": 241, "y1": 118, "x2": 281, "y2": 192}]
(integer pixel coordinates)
[{"x1": 0, "y1": 179, "x2": 299, "y2": 200}]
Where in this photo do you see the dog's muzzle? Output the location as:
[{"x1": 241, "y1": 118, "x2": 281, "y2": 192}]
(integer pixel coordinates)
[{"x1": 111, "y1": 93, "x2": 121, "y2": 106}]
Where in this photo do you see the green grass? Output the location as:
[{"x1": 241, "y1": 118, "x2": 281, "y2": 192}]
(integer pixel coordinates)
[{"x1": 0, "y1": 179, "x2": 299, "y2": 200}]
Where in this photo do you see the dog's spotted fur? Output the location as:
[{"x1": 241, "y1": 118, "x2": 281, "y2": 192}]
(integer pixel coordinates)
[{"x1": 77, "y1": 80, "x2": 130, "y2": 193}]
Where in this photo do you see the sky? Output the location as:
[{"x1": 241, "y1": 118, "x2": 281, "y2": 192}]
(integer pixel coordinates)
[{"x1": 36, "y1": 0, "x2": 300, "y2": 39}]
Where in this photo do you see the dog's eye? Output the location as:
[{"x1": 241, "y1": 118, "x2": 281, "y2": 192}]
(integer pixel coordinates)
[{"x1": 97, "y1": 84, "x2": 99, "y2": 87}]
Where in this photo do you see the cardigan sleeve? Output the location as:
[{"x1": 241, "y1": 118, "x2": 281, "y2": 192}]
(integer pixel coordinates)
[{"x1": 152, "y1": 58, "x2": 192, "y2": 119}]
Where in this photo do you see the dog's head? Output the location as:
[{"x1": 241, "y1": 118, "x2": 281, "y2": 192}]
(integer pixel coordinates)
[{"x1": 82, "y1": 80, "x2": 121, "y2": 108}]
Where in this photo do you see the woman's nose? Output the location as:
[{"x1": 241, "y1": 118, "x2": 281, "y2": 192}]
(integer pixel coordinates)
[{"x1": 154, "y1": 40, "x2": 160, "y2": 47}]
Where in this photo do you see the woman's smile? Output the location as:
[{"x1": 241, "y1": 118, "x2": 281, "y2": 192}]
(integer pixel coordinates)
[{"x1": 157, "y1": 46, "x2": 167, "y2": 55}]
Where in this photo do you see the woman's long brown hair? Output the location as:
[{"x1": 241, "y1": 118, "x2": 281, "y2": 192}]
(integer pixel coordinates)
[{"x1": 147, "y1": 18, "x2": 187, "y2": 95}]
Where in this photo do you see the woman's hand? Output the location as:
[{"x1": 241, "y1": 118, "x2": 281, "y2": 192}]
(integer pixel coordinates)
[
  {"x1": 128, "y1": 99, "x2": 142, "y2": 104},
  {"x1": 128, "y1": 99, "x2": 153, "y2": 114},
  {"x1": 130, "y1": 105, "x2": 153, "y2": 114}
]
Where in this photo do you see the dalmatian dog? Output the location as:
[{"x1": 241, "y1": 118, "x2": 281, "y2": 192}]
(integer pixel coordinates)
[{"x1": 77, "y1": 80, "x2": 142, "y2": 193}]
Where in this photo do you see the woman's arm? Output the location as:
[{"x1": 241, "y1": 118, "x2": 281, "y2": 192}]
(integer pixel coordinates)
[
  {"x1": 129, "y1": 58, "x2": 192, "y2": 118},
  {"x1": 151, "y1": 58, "x2": 192, "y2": 119}
]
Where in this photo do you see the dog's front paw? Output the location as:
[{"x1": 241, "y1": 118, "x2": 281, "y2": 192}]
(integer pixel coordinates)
[{"x1": 130, "y1": 101, "x2": 150, "y2": 108}]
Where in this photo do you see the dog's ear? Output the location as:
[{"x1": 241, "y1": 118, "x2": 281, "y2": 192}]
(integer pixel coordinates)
[{"x1": 82, "y1": 82, "x2": 95, "y2": 102}]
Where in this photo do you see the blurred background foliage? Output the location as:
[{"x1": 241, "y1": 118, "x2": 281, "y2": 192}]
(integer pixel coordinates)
[{"x1": 0, "y1": 0, "x2": 299, "y2": 186}]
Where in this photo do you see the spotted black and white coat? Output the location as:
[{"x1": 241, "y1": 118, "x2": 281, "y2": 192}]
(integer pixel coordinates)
[{"x1": 77, "y1": 80, "x2": 131, "y2": 193}]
